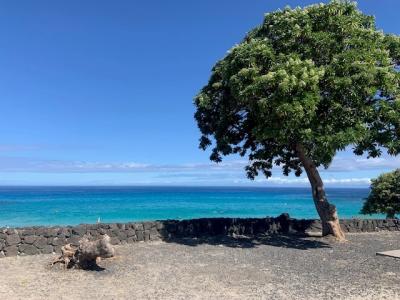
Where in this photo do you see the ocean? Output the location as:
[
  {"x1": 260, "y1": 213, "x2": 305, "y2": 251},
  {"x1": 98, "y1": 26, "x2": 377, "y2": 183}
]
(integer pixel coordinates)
[{"x1": 0, "y1": 186, "x2": 378, "y2": 227}]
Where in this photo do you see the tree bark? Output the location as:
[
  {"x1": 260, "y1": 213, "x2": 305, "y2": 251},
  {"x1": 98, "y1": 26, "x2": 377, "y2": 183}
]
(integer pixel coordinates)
[
  {"x1": 296, "y1": 144, "x2": 346, "y2": 241},
  {"x1": 52, "y1": 234, "x2": 115, "y2": 270}
]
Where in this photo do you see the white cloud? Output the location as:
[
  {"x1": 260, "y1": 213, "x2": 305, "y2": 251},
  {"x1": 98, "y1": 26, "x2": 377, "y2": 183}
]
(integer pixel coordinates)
[
  {"x1": 254, "y1": 177, "x2": 309, "y2": 184},
  {"x1": 0, "y1": 157, "x2": 249, "y2": 173},
  {"x1": 251, "y1": 176, "x2": 370, "y2": 186},
  {"x1": 0, "y1": 154, "x2": 396, "y2": 186},
  {"x1": 328, "y1": 156, "x2": 400, "y2": 172},
  {"x1": 0, "y1": 154, "x2": 398, "y2": 174},
  {"x1": 323, "y1": 177, "x2": 371, "y2": 184}
]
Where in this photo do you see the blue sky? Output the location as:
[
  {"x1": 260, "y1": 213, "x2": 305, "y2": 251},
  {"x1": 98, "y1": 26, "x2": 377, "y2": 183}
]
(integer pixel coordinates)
[{"x1": 0, "y1": 0, "x2": 399, "y2": 186}]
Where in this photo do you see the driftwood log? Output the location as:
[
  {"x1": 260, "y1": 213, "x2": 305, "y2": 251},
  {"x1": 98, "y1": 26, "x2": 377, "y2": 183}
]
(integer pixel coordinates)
[{"x1": 52, "y1": 234, "x2": 115, "y2": 270}]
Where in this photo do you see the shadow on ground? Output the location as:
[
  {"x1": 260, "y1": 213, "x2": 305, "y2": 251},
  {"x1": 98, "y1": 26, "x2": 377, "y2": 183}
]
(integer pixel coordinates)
[{"x1": 164, "y1": 234, "x2": 331, "y2": 250}]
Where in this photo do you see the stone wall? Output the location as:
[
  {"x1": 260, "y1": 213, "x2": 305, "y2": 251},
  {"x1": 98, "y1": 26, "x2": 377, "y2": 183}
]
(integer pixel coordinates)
[{"x1": 1, "y1": 214, "x2": 400, "y2": 257}]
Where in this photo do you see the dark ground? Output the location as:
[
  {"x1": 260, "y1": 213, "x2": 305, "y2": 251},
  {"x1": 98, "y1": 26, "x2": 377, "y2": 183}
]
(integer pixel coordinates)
[{"x1": 1, "y1": 232, "x2": 400, "y2": 299}]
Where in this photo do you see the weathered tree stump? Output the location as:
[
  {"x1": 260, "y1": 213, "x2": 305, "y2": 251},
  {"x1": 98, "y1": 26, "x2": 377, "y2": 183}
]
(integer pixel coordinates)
[{"x1": 52, "y1": 234, "x2": 115, "y2": 270}]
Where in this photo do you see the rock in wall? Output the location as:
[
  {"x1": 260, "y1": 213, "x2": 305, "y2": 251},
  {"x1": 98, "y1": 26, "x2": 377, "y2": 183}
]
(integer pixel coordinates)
[{"x1": 1, "y1": 214, "x2": 399, "y2": 258}]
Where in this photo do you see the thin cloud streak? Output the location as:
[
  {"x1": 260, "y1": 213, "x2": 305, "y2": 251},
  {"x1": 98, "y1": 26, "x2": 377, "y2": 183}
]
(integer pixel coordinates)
[
  {"x1": 0, "y1": 157, "x2": 248, "y2": 173},
  {"x1": 1, "y1": 154, "x2": 393, "y2": 186},
  {"x1": 329, "y1": 156, "x2": 400, "y2": 172},
  {"x1": 0, "y1": 155, "x2": 399, "y2": 173},
  {"x1": 251, "y1": 177, "x2": 371, "y2": 185}
]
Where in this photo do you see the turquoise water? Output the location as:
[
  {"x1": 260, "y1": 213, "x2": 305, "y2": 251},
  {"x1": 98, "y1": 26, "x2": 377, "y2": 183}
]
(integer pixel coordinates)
[{"x1": 0, "y1": 186, "x2": 377, "y2": 227}]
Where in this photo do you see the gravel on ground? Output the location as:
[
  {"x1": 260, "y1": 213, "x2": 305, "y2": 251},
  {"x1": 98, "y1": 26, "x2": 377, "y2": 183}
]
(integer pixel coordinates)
[{"x1": 1, "y1": 232, "x2": 400, "y2": 299}]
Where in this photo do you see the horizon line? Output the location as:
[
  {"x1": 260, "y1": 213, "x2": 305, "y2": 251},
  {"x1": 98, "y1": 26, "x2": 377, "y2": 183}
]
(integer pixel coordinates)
[{"x1": 0, "y1": 184, "x2": 369, "y2": 189}]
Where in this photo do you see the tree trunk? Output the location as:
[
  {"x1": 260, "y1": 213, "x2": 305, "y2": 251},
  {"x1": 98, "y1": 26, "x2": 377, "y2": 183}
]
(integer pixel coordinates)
[
  {"x1": 296, "y1": 144, "x2": 346, "y2": 241},
  {"x1": 52, "y1": 234, "x2": 115, "y2": 270}
]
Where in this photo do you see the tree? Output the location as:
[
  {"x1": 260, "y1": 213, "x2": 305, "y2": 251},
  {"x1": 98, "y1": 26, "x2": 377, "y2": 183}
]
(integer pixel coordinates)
[
  {"x1": 361, "y1": 169, "x2": 400, "y2": 219},
  {"x1": 194, "y1": 1, "x2": 400, "y2": 240}
]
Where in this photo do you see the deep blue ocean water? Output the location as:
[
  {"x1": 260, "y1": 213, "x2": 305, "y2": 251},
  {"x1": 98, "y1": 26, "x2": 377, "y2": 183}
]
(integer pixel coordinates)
[{"x1": 0, "y1": 186, "x2": 379, "y2": 227}]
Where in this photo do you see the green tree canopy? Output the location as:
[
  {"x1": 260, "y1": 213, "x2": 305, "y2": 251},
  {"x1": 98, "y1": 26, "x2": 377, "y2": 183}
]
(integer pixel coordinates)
[
  {"x1": 361, "y1": 169, "x2": 400, "y2": 219},
  {"x1": 195, "y1": 1, "x2": 400, "y2": 179},
  {"x1": 194, "y1": 0, "x2": 400, "y2": 239}
]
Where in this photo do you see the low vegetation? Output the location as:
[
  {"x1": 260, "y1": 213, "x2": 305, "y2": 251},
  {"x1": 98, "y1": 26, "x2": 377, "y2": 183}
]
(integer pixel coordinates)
[{"x1": 361, "y1": 169, "x2": 400, "y2": 219}]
